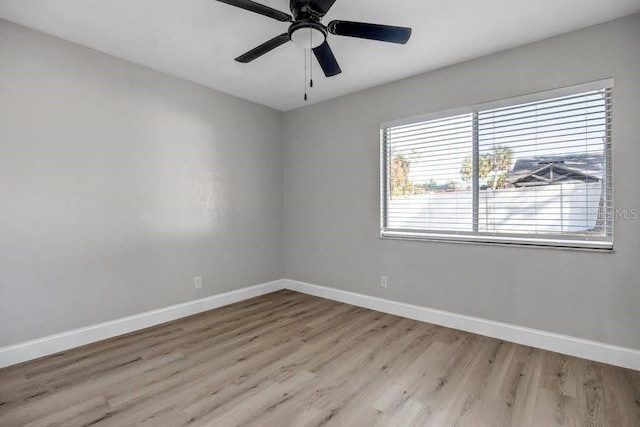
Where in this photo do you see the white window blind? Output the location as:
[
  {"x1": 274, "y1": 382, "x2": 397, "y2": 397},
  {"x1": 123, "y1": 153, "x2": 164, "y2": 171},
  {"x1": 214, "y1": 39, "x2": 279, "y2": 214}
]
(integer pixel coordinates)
[{"x1": 381, "y1": 81, "x2": 613, "y2": 249}]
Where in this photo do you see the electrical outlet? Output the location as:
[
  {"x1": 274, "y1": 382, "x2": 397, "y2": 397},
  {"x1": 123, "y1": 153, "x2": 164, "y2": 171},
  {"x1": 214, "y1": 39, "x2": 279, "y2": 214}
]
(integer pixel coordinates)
[
  {"x1": 381, "y1": 276, "x2": 388, "y2": 288},
  {"x1": 194, "y1": 276, "x2": 203, "y2": 289}
]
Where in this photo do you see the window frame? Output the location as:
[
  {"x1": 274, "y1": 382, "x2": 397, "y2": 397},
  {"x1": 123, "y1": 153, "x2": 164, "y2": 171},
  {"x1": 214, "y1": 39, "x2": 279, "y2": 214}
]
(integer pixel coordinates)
[{"x1": 380, "y1": 79, "x2": 614, "y2": 251}]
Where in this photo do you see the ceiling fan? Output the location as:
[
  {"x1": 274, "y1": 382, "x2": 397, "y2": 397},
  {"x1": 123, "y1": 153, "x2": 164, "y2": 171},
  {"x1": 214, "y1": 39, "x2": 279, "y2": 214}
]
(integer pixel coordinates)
[{"x1": 215, "y1": 0, "x2": 412, "y2": 77}]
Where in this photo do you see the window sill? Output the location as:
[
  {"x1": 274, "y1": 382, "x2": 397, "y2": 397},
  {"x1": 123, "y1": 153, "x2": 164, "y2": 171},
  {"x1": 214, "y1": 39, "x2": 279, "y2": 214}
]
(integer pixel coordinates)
[{"x1": 380, "y1": 231, "x2": 614, "y2": 253}]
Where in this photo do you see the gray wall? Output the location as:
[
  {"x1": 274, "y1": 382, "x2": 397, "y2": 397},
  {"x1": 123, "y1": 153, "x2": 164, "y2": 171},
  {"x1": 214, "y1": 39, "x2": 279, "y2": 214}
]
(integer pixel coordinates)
[
  {"x1": 0, "y1": 19, "x2": 283, "y2": 346},
  {"x1": 283, "y1": 14, "x2": 640, "y2": 349}
]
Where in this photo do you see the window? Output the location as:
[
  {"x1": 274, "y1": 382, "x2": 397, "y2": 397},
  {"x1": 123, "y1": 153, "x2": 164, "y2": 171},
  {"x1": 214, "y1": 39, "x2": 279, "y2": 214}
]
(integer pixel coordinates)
[{"x1": 381, "y1": 80, "x2": 613, "y2": 249}]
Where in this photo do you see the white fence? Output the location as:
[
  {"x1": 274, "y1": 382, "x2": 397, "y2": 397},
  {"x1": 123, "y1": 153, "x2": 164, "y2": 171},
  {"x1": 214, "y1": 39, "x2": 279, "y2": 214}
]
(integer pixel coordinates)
[{"x1": 387, "y1": 182, "x2": 603, "y2": 234}]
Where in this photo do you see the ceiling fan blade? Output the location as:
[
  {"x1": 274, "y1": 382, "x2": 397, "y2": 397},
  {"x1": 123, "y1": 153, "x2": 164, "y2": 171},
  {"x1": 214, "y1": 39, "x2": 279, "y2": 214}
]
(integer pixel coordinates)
[
  {"x1": 328, "y1": 20, "x2": 412, "y2": 44},
  {"x1": 214, "y1": 0, "x2": 292, "y2": 22},
  {"x1": 308, "y1": 0, "x2": 338, "y2": 16},
  {"x1": 235, "y1": 33, "x2": 290, "y2": 63},
  {"x1": 312, "y1": 41, "x2": 342, "y2": 77}
]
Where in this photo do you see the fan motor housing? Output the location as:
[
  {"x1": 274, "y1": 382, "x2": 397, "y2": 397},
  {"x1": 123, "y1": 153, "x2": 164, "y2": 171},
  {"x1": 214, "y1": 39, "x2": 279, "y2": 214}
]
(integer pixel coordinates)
[{"x1": 290, "y1": 0, "x2": 318, "y2": 21}]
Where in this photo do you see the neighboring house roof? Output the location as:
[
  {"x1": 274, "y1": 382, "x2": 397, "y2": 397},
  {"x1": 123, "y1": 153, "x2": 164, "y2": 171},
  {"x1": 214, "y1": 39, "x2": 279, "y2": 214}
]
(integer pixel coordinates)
[{"x1": 507, "y1": 153, "x2": 604, "y2": 187}]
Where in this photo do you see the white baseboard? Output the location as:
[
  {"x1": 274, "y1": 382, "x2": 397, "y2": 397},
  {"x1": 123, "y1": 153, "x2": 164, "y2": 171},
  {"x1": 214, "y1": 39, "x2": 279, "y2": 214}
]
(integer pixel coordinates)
[
  {"x1": 3, "y1": 278, "x2": 638, "y2": 371},
  {"x1": 0, "y1": 280, "x2": 284, "y2": 369},
  {"x1": 283, "y1": 279, "x2": 640, "y2": 371}
]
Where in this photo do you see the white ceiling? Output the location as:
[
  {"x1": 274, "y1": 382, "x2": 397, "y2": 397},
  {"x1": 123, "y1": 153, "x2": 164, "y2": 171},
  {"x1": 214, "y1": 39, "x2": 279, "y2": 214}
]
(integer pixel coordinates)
[{"x1": 1, "y1": 0, "x2": 639, "y2": 111}]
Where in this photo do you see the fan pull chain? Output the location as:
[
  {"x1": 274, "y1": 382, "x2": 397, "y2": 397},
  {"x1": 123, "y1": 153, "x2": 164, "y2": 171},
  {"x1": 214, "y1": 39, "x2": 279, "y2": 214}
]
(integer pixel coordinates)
[
  {"x1": 303, "y1": 48, "x2": 308, "y2": 101},
  {"x1": 309, "y1": 30, "x2": 314, "y2": 88},
  {"x1": 309, "y1": 53, "x2": 313, "y2": 87}
]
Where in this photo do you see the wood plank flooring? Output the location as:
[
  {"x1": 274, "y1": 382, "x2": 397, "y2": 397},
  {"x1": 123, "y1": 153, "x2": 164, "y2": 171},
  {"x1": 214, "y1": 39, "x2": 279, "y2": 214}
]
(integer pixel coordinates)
[{"x1": 0, "y1": 290, "x2": 638, "y2": 426}]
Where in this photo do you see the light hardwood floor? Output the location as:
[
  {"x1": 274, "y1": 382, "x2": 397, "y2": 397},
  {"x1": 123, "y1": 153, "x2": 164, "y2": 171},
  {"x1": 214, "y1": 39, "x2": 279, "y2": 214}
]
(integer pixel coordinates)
[{"x1": 0, "y1": 290, "x2": 638, "y2": 426}]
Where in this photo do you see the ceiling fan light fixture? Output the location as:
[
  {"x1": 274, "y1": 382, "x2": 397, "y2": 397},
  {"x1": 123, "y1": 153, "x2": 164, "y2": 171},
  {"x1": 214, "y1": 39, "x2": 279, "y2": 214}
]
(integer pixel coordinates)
[{"x1": 289, "y1": 22, "x2": 326, "y2": 49}]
